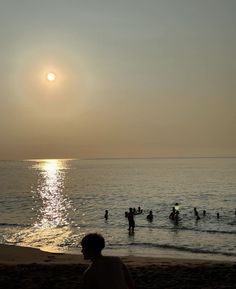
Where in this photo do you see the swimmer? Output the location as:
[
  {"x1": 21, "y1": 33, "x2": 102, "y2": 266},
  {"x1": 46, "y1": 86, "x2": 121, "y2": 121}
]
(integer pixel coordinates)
[
  {"x1": 104, "y1": 210, "x2": 108, "y2": 220},
  {"x1": 147, "y1": 210, "x2": 153, "y2": 222}
]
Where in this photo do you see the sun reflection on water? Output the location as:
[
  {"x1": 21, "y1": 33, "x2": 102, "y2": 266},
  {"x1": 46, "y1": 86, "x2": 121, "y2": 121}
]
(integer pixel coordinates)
[
  {"x1": 6, "y1": 159, "x2": 80, "y2": 252},
  {"x1": 34, "y1": 159, "x2": 72, "y2": 228}
]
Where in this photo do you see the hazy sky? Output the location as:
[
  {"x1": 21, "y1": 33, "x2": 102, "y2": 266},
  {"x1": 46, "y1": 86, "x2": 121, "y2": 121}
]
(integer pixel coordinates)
[{"x1": 0, "y1": 0, "x2": 235, "y2": 159}]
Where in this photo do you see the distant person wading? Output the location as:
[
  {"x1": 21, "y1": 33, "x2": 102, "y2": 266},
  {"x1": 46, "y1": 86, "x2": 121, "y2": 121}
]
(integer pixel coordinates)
[{"x1": 127, "y1": 208, "x2": 135, "y2": 232}]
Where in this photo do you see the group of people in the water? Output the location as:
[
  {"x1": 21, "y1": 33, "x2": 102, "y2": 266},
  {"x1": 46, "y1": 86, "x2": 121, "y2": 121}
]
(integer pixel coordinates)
[
  {"x1": 124, "y1": 206, "x2": 143, "y2": 216},
  {"x1": 124, "y1": 207, "x2": 153, "y2": 232},
  {"x1": 168, "y1": 206, "x2": 179, "y2": 221},
  {"x1": 170, "y1": 205, "x2": 229, "y2": 222},
  {"x1": 104, "y1": 204, "x2": 235, "y2": 232},
  {"x1": 193, "y1": 207, "x2": 222, "y2": 220},
  {"x1": 104, "y1": 206, "x2": 149, "y2": 232}
]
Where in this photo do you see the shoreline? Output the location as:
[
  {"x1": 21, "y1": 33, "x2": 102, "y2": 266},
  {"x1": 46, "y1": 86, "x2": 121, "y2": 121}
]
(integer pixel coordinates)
[
  {"x1": 1, "y1": 243, "x2": 236, "y2": 264},
  {"x1": 1, "y1": 244, "x2": 235, "y2": 265},
  {"x1": 0, "y1": 244, "x2": 235, "y2": 289}
]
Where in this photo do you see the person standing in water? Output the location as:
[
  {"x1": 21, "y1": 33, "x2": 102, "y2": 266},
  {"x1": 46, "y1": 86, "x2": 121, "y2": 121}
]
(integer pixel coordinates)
[
  {"x1": 104, "y1": 210, "x2": 108, "y2": 220},
  {"x1": 169, "y1": 207, "x2": 176, "y2": 220},
  {"x1": 127, "y1": 207, "x2": 135, "y2": 232},
  {"x1": 196, "y1": 211, "x2": 200, "y2": 220},
  {"x1": 147, "y1": 210, "x2": 153, "y2": 222}
]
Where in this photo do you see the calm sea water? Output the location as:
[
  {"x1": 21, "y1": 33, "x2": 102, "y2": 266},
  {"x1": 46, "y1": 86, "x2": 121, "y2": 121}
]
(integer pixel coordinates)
[{"x1": 0, "y1": 158, "x2": 235, "y2": 261}]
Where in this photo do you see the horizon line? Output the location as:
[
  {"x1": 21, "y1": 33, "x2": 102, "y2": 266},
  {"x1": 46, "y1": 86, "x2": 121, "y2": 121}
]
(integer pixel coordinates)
[{"x1": 0, "y1": 156, "x2": 236, "y2": 162}]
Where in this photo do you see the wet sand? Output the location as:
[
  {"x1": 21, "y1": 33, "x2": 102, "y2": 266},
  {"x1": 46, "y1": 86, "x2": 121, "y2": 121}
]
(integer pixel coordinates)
[{"x1": 0, "y1": 244, "x2": 235, "y2": 289}]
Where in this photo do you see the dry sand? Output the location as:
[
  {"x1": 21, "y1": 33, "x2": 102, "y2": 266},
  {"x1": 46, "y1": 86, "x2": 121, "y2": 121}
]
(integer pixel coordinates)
[{"x1": 0, "y1": 244, "x2": 235, "y2": 289}]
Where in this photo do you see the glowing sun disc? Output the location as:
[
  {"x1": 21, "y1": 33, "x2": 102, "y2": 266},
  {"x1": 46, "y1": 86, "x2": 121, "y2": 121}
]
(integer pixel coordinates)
[{"x1": 47, "y1": 72, "x2": 56, "y2": 81}]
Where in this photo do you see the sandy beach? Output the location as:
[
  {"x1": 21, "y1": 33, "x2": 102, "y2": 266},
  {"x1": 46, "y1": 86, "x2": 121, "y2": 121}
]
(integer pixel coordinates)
[{"x1": 0, "y1": 244, "x2": 235, "y2": 289}]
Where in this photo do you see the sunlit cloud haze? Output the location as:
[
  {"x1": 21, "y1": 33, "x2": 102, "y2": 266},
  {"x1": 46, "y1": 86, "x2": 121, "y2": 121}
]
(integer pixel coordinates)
[{"x1": 0, "y1": 0, "x2": 235, "y2": 159}]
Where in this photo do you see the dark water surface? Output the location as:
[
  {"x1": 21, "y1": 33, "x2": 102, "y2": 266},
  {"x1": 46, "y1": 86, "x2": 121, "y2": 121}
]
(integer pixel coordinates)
[{"x1": 0, "y1": 158, "x2": 235, "y2": 260}]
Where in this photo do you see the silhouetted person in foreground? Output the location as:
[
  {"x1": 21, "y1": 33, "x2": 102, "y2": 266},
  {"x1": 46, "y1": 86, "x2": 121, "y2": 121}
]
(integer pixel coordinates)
[
  {"x1": 194, "y1": 207, "x2": 198, "y2": 216},
  {"x1": 203, "y1": 210, "x2": 206, "y2": 216},
  {"x1": 104, "y1": 210, "x2": 108, "y2": 220},
  {"x1": 81, "y1": 233, "x2": 134, "y2": 289},
  {"x1": 217, "y1": 212, "x2": 220, "y2": 219},
  {"x1": 147, "y1": 210, "x2": 153, "y2": 222},
  {"x1": 127, "y1": 207, "x2": 135, "y2": 232}
]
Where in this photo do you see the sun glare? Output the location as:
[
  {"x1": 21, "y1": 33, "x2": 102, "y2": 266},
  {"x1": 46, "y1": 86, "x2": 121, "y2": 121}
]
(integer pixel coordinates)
[
  {"x1": 47, "y1": 72, "x2": 56, "y2": 82},
  {"x1": 32, "y1": 159, "x2": 72, "y2": 228}
]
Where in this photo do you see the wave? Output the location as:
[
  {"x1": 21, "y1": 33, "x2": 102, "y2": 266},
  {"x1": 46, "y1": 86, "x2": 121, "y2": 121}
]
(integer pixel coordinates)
[
  {"x1": 178, "y1": 226, "x2": 236, "y2": 235},
  {"x1": 0, "y1": 223, "x2": 30, "y2": 228},
  {"x1": 109, "y1": 242, "x2": 236, "y2": 257},
  {"x1": 137, "y1": 224, "x2": 236, "y2": 235}
]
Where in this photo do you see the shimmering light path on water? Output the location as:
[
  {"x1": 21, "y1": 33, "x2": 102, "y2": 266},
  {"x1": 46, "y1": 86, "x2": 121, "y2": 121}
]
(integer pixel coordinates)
[
  {"x1": 0, "y1": 158, "x2": 235, "y2": 260},
  {"x1": 33, "y1": 159, "x2": 72, "y2": 228}
]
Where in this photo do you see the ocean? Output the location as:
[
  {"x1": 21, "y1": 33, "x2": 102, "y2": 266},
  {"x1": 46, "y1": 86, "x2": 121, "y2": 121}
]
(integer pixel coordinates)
[{"x1": 0, "y1": 158, "x2": 235, "y2": 261}]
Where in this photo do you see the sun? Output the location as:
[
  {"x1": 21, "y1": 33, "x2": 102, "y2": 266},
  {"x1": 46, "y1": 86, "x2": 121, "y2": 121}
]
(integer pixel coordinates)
[{"x1": 47, "y1": 72, "x2": 56, "y2": 82}]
